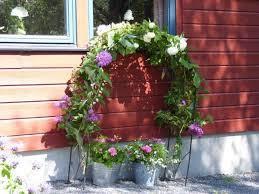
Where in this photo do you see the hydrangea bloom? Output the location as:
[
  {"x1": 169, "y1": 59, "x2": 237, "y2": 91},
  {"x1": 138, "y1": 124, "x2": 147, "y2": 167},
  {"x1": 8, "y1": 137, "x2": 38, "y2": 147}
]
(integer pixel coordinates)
[
  {"x1": 149, "y1": 22, "x2": 156, "y2": 29},
  {"x1": 188, "y1": 122, "x2": 204, "y2": 137},
  {"x1": 108, "y1": 147, "x2": 117, "y2": 156},
  {"x1": 87, "y1": 108, "x2": 100, "y2": 122},
  {"x1": 167, "y1": 46, "x2": 179, "y2": 55},
  {"x1": 11, "y1": 6, "x2": 29, "y2": 18},
  {"x1": 96, "y1": 51, "x2": 113, "y2": 67},
  {"x1": 179, "y1": 37, "x2": 188, "y2": 51},
  {"x1": 123, "y1": 9, "x2": 134, "y2": 21},
  {"x1": 96, "y1": 24, "x2": 111, "y2": 36},
  {"x1": 141, "y1": 145, "x2": 152, "y2": 153}
]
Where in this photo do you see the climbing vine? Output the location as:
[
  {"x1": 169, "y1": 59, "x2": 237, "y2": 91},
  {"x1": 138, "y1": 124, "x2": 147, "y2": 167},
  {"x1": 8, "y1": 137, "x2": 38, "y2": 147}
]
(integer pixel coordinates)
[{"x1": 56, "y1": 19, "x2": 210, "y2": 169}]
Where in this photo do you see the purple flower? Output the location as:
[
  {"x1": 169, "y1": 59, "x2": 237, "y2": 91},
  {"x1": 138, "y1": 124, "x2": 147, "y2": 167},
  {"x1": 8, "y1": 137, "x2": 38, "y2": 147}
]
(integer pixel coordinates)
[
  {"x1": 54, "y1": 95, "x2": 70, "y2": 109},
  {"x1": 87, "y1": 108, "x2": 100, "y2": 122},
  {"x1": 96, "y1": 51, "x2": 112, "y2": 67},
  {"x1": 10, "y1": 160, "x2": 19, "y2": 168},
  {"x1": 28, "y1": 187, "x2": 36, "y2": 194},
  {"x1": 141, "y1": 145, "x2": 152, "y2": 153},
  {"x1": 188, "y1": 122, "x2": 204, "y2": 138},
  {"x1": 181, "y1": 99, "x2": 187, "y2": 106},
  {"x1": 54, "y1": 116, "x2": 62, "y2": 123},
  {"x1": 0, "y1": 151, "x2": 8, "y2": 162},
  {"x1": 108, "y1": 147, "x2": 117, "y2": 157},
  {"x1": 10, "y1": 145, "x2": 19, "y2": 152}
]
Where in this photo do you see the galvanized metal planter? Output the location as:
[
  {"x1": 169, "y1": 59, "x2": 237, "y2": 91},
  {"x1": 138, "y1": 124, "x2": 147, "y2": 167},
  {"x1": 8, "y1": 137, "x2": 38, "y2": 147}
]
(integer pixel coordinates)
[
  {"x1": 133, "y1": 163, "x2": 159, "y2": 187},
  {"x1": 92, "y1": 162, "x2": 120, "y2": 186}
]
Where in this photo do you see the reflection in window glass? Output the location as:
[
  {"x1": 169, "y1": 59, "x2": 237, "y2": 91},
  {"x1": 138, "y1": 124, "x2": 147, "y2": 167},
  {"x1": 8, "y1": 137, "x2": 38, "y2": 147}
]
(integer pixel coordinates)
[
  {"x1": 0, "y1": 0, "x2": 65, "y2": 35},
  {"x1": 93, "y1": 0, "x2": 165, "y2": 28}
]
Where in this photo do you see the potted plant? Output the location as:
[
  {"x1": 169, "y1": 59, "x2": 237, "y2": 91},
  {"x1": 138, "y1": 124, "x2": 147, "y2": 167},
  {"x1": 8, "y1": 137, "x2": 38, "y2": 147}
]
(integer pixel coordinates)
[
  {"x1": 126, "y1": 139, "x2": 167, "y2": 187},
  {"x1": 90, "y1": 135, "x2": 125, "y2": 186}
]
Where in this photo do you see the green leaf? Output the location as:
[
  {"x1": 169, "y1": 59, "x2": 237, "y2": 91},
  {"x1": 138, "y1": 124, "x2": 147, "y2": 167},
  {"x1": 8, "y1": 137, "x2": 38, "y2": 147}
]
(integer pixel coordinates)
[{"x1": 193, "y1": 72, "x2": 201, "y2": 88}]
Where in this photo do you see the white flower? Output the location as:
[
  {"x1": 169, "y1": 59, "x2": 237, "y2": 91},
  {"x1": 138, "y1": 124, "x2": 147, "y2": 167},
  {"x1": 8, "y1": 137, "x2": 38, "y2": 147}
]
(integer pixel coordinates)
[
  {"x1": 179, "y1": 37, "x2": 187, "y2": 51},
  {"x1": 123, "y1": 9, "x2": 134, "y2": 21},
  {"x1": 167, "y1": 46, "x2": 179, "y2": 56},
  {"x1": 11, "y1": 6, "x2": 29, "y2": 18},
  {"x1": 96, "y1": 24, "x2": 111, "y2": 36},
  {"x1": 149, "y1": 22, "x2": 156, "y2": 29},
  {"x1": 0, "y1": 26, "x2": 4, "y2": 31},
  {"x1": 146, "y1": 32, "x2": 155, "y2": 39},
  {"x1": 143, "y1": 34, "x2": 151, "y2": 43},
  {"x1": 143, "y1": 32, "x2": 155, "y2": 43},
  {"x1": 133, "y1": 43, "x2": 139, "y2": 48}
]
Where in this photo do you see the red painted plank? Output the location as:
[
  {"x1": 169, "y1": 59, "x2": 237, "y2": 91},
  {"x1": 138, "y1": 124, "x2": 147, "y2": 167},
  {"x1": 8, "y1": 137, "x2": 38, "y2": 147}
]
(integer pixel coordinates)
[
  {"x1": 204, "y1": 118, "x2": 259, "y2": 134},
  {"x1": 199, "y1": 92, "x2": 259, "y2": 108},
  {"x1": 200, "y1": 66, "x2": 259, "y2": 80},
  {"x1": 0, "y1": 111, "x2": 158, "y2": 136},
  {"x1": 0, "y1": 82, "x2": 169, "y2": 103},
  {"x1": 0, "y1": 96, "x2": 164, "y2": 120},
  {"x1": 0, "y1": 117, "x2": 58, "y2": 136},
  {"x1": 184, "y1": 10, "x2": 259, "y2": 26},
  {"x1": 183, "y1": 0, "x2": 259, "y2": 12},
  {"x1": 110, "y1": 82, "x2": 170, "y2": 98},
  {"x1": 9, "y1": 126, "x2": 168, "y2": 152},
  {"x1": 0, "y1": 53, "x2": 82, "y2": 68},
  {"x1": 189, "y1": 53, "x2": 259, "y2": 66},
  {"x1": 97, "y1": 96, "x2": 165, "y2": 113},
  {"x1": 189, "y1": 39, "x2": 259, "y2": 52},
  {"x1": 184, "y1": 24, "x2": 259, "y2": 39},
  {"x1": 0, "y1": 101, "x2": 61, "y2": 120},
  {"x1": 205, "y1": 79, "x2": 259, "y2": 93},
  {"x1": 199, "y1": 105, "x2": 259, "y2": 121},
  {"x1": 0, "y1": 85, "x2": 67, "y2": 103},
  {"x1": 9, "y1": 133, "x2": 69, "y2": 152},
  {"x1": 0, "y1": 69, "x2": 73, "y2": 86}
]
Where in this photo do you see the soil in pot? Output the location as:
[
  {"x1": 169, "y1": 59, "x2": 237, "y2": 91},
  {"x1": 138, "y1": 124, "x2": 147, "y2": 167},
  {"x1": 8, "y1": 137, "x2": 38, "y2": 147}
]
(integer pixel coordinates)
[{"x1": 92, "y1": 162, "x2": 121, "y2": 186}]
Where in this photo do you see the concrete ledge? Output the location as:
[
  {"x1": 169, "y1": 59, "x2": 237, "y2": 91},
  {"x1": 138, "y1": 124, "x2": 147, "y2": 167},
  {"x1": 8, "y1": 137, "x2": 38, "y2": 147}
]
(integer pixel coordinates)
[{"x1": 19, "y1": 131, "x2": 259, "y2": 181}]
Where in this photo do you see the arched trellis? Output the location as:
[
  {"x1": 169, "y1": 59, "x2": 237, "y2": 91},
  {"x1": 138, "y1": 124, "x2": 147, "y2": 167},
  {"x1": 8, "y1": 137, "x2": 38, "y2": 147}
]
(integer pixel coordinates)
[{"x1": 55, "y1": 20, "x2": 209, "y2": 185}]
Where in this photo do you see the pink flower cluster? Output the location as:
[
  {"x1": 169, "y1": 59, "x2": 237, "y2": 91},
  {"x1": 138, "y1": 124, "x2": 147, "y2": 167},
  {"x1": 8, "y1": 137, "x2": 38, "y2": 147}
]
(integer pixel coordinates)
[
  {"x1": 108, "y1": 147, "x2": 117, "y2": 157},
  {"x1": 141, "y1": 145, "x2": 152, "y2": 153}
]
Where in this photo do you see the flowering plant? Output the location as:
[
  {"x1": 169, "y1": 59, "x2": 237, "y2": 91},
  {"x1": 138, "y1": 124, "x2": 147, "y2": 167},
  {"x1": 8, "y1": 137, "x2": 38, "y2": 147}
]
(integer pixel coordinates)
[
  {"x1": 90, "y1": 136, "x2": 125, "y2": 168},
  {"x1": 0, "y1": 137, "x2": 48, "y2": 194},
  {"x1": 56, "y1": 10, "x2": 211, "y2": 170},
  {"x1": 126, "y1": 140, "x2": 167, "y2": 167}
]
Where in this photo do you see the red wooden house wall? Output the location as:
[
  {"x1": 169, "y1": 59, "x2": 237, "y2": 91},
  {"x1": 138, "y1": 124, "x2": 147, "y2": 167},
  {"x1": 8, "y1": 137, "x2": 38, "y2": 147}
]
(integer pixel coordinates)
[
  {"x1": 1, "y1": 0, "x2": 259, "y2": 151},
  {"x1": 177, "y1": 0, "x2": 259, "y2": 134}
]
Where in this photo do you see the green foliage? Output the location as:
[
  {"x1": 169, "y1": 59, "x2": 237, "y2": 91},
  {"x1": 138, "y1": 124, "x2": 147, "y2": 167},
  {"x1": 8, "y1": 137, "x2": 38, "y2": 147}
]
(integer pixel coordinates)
[
  {"x1": 90, "y1": 136, "x2": 126, "y2": 168},
  {"x1": 56, "y1": 19, "x2": 210, "y2": 170},
  {"x1": 126, "y1": 141, "x2": 168, "y2": 167}
]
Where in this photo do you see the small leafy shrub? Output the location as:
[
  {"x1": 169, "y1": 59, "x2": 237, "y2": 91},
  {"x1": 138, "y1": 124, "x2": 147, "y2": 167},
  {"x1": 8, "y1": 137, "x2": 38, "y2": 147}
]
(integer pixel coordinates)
[
  {"x1": 0, "y1": 137, "x2": 48, "y2": 194},
  {"x1": 90, "y1": 135, "x2": 125, "y2": 168},
  {"x1": 126, "y1": 139, "x2": 167, "y2": 167}
]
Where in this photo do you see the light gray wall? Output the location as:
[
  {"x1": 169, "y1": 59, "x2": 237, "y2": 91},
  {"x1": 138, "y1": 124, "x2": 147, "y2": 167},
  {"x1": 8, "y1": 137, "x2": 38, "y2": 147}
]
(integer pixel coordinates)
[{"x1": 19, "y1": 131, "x2": 259, "y2": 182}]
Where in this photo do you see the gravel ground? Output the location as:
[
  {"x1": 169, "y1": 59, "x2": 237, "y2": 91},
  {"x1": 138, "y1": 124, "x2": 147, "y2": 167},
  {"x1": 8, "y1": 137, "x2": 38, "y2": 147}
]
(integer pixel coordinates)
[{"x1": 48, "y1": 172, "x2": 259, "y2": 194}]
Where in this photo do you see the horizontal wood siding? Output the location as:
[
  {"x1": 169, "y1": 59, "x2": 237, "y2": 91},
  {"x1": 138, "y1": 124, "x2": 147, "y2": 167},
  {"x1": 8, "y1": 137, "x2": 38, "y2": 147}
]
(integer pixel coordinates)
[
  {"x1": 0, "y1": 52, "x2": 84, "y2": 151},
  {"x1": 177, "y1": 0, "x2": 259, "y2": 134},
  {"x1": 0, "y1": 52, "x2": 170, "y2": 151}
]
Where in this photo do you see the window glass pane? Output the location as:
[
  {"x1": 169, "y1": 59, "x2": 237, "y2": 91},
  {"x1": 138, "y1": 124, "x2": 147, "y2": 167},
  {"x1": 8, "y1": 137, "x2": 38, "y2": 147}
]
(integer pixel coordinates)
[
  {"x1": 93, "y1": 0, "x2": 165, "y2": 28},
  {"x1": 0, "y1": 0, "x2": 66, "y2": 36}
]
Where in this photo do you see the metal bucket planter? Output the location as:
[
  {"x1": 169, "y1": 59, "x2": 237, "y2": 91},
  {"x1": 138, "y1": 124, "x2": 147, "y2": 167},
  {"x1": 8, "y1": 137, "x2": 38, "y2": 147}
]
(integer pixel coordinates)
[
  {"x1": 92, "y1": 162, "x2": 120, "y2": 186},
  {"x1": 133, "y1": 163, "x2": 159, "y2": 187}
]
